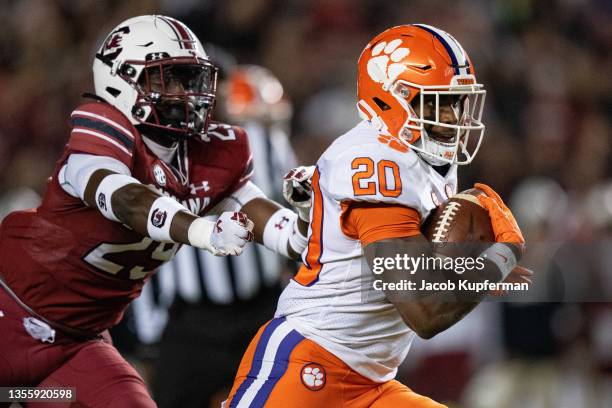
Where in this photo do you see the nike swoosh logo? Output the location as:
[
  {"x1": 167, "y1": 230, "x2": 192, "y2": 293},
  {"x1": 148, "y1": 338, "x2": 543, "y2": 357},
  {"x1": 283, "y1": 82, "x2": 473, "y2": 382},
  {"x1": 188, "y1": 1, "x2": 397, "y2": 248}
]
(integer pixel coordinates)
[{"x1": 496, "y1": 253, "x2": 508, "y2": 263}]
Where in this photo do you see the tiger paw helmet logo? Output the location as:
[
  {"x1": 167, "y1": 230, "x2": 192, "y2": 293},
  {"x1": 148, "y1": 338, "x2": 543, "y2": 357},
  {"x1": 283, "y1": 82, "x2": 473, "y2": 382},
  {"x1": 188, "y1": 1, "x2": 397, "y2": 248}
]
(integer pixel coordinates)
[
  {"x1": 300, "y1": 363, "x2": 326, "y2": 391},
  {"x1": 366, "y1": 39, "x2": 414, "y2": 153},
  {"x1": 366, "y1": 39, "x2": 410, "y2": 86}
]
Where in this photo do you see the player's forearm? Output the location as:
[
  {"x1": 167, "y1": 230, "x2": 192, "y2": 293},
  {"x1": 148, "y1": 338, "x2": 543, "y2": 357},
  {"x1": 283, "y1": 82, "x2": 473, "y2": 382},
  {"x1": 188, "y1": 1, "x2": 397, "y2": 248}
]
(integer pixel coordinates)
[
  {"x1": 394, "y1": 298, "x2": 479, "y2": 339},
  {"x1": 111, "y1": 183, "x2": 197, "y2": 242},
  {"x1": 395, "y1": 259, "x2": 505, "y2": 338},
  {"x1": 380, "y1": 257, "x2": 500, "y2": 338},
  {"x1": 241, "y1": 197, "x2": 308, "y2": 261},
  {"x1": 366, "y1": 237, "x2": 514, "y2": 339},
  {"x1": 241, "y1": 197, "x2": 282, "y2": 244},
  {"x1": 84, "y1": 169, "x2": 198, "y2": 245}
]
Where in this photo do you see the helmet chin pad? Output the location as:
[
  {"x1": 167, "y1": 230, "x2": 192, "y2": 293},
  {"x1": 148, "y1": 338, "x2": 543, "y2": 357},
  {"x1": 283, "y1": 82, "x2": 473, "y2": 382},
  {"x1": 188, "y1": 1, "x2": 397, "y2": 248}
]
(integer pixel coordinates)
[{"x1": 412, "y1": 130, "x2": 456, "y2": 166}]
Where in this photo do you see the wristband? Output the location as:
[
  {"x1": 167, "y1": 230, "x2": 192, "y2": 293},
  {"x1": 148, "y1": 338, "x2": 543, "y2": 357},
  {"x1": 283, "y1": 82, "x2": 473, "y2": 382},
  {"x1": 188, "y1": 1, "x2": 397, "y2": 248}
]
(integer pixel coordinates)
[
  {"x1": 480, "y1": 243, "x2": 517, "y2": 281},
  {"x1": 187, "y1": 217, "x2": 218, "y2": 253},
  {"x1": 95, "y1": 173, "x2": 139, "y2": 222},
  {"x1": 263, "y1": 208, "x2": 303, "y2": 258},
  {"x1": 146, "y1": 196, "x2": 189, "y2": 243},
  {"x1": 288, "y1": 218, "x2": 308, "y2": 255}
]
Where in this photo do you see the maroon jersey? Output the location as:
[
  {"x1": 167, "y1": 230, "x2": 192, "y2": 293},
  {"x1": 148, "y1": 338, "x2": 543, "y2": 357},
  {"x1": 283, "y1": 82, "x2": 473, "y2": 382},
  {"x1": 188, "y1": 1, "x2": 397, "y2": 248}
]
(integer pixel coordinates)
[{"x1": 0, "y1": 101, "x2": 252, "y2": 334}]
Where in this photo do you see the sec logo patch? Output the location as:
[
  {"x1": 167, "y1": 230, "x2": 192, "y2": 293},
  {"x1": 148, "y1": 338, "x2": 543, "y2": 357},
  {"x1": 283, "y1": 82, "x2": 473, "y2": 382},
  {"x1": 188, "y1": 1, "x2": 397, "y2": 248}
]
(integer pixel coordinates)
[
  {"x1": 300, "y1": 363, "x2": 326, "y2": 391},
  {"x1": 153, "y1": 164, "x2": 167, "y2": 186}
]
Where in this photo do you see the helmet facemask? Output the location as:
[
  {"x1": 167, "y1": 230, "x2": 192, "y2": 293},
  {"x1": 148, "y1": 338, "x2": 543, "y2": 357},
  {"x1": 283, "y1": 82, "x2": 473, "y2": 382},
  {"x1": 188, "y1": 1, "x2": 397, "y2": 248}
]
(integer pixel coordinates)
[
  {"x1": 390, "y1": 79, "x2": 486, "y2": 166},
  {"x1": 121, "y1": 56, "x2": 218, "y2": 141}
]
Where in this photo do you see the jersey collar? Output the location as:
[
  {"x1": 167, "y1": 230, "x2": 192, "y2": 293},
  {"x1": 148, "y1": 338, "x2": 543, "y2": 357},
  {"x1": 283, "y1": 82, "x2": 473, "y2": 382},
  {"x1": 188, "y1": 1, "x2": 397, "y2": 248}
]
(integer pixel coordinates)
[{"x1": 142, "y1": 135, "x2": 178, "y2": 164}]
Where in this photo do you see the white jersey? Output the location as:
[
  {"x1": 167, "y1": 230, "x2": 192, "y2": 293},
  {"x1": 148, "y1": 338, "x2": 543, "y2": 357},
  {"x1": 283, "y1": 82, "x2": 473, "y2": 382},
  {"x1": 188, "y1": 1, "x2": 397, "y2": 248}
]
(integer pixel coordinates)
[{"x1": 275, "y1": 120, "x2": 458, "y2": 382}]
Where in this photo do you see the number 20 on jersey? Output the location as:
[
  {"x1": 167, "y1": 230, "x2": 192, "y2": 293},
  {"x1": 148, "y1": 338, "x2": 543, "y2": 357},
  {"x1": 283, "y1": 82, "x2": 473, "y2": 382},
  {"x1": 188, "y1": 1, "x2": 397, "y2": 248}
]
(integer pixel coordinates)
[{"x1": 351, "y1": 158, "x2": 402, "y2": 197}]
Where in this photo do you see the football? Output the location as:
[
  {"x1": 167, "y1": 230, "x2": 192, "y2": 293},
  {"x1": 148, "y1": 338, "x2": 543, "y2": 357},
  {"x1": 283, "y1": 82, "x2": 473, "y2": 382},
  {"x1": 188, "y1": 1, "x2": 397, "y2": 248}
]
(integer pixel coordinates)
[{"x1": 422, "y1": 188, "x2": 494, "y2": 256}]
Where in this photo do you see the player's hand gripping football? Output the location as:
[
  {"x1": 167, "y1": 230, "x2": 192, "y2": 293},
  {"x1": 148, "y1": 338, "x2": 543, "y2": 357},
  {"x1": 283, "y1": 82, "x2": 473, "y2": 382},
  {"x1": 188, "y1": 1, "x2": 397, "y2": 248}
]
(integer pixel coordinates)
[
  {"x1": 475, "y1": 183, "x2": 525, "y2": 257},
  {"x1": 283, "y1": 166, "x2": 315, "y2": 222},
  {"x1": 210, "y1": 211, "x2": 254, "y2": 256},
  {"x1": 475, "y1": 183, "x2": 532, "y2": 296}
]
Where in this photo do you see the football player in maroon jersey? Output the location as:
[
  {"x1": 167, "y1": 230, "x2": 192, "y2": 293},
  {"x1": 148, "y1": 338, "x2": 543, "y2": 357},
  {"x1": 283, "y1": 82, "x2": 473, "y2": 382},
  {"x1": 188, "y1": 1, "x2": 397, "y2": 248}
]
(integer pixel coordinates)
[{"x1": 0, "y1": 15, "x2": 309, "y2": 407}]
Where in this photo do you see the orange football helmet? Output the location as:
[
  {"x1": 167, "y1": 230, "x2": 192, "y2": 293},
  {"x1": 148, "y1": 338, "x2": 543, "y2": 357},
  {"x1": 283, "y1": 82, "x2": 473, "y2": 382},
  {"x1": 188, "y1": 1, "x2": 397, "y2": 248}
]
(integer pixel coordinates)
[{"x1": 357, "y1": 24, "x2": 486, "y2": 165}]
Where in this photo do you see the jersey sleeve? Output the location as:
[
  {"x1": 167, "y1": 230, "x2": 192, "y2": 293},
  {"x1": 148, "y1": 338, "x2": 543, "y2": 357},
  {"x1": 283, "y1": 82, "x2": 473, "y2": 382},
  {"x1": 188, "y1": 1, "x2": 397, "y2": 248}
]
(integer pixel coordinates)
[
  {"x1": 67, "y1": 102, "x2": 136, "y2": 168},
  {"x1": 320, "y1": 143, "x2": 430, "y2": 219},
  {"x1": 340, "y1": 201, "x2": 421, "y2": 245}
]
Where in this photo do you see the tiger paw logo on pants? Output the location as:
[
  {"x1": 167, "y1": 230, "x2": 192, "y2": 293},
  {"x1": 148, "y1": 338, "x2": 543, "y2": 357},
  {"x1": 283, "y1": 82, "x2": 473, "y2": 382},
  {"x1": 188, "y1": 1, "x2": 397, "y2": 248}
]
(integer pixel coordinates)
[{"x1": 300, "y1": 363, "x2": 326, "y2": 391}]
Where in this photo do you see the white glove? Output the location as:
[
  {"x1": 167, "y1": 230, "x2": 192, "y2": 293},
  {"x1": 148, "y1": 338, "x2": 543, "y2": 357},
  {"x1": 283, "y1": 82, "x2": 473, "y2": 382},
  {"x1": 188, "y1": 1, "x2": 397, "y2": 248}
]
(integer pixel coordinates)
[
  {"x1": 188, "y1": 211, "x2": 254, "y2": 256},
  {"x1": 283, "y1": 166, "x2": 315, "y2": 222}
]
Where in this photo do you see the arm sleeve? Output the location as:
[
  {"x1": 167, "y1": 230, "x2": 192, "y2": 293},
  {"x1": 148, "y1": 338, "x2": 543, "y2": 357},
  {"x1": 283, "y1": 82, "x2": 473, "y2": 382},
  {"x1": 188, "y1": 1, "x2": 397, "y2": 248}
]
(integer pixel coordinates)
[
  {"x1": 58, "y1": 153, "x2": 132, "y2": 200},
  {"x1": 340, "y1": 201, "x2": 421, "y2": 246}
]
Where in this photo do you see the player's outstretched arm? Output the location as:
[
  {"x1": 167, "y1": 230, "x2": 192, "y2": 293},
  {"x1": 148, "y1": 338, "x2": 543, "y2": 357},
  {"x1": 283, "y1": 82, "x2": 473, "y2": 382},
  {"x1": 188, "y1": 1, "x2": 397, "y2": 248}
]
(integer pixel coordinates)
[
  {"x1": 240, "y1": 197, "x2": 307, "y2": 261},
  {"x1": 84, "y1": 168, "x2": 194, "y2": 242},
  {"x1": 74, "y1": 163, "x2": 253, "y2": 256},
  {"x1": 205, "y1": 166, "x2": 313, "y2": 261},
  {"x1": 209, "y1": 179, "x2": 309, "y2": 261}
]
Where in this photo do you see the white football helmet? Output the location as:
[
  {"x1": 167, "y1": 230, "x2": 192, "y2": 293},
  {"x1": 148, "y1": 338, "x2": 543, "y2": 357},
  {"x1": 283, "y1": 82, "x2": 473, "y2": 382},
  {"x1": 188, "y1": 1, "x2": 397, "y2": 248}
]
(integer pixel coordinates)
[{"x1": 93, "y1": 15, "x2": 218, "y2": 140}]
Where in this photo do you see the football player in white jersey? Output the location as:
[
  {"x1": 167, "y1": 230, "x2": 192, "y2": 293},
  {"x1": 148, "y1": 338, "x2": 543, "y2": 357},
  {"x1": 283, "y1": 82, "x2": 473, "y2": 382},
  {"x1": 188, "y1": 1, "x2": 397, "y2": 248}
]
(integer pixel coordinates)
[{"x1": 225, "y1": 24, "x2": 531, "y2": 408}]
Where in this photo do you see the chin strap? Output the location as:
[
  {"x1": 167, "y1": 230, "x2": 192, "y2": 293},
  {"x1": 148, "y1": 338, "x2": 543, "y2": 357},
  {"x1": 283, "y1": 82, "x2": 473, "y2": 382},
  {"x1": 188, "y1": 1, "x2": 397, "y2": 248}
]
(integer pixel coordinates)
[
  {"x1": 411, "y1": 128, "x2": 457, "y2": 166},
  {"x1": 417, "y1": 150, "x2": 449, "y2": 167}
]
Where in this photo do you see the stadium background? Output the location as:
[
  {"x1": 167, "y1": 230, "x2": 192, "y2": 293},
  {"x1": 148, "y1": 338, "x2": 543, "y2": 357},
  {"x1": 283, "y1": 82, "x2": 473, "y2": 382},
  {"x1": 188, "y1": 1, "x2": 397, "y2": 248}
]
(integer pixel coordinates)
[{"x1": 0, "y1": 0, "x2": 610, "y2": 406}]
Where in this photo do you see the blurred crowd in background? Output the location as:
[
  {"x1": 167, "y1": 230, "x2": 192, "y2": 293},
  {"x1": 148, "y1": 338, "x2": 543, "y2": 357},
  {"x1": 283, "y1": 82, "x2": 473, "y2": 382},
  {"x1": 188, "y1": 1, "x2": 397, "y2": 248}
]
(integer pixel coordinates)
[{"x1": 1, "y1": 0, "x2": 611, "y2": 407}]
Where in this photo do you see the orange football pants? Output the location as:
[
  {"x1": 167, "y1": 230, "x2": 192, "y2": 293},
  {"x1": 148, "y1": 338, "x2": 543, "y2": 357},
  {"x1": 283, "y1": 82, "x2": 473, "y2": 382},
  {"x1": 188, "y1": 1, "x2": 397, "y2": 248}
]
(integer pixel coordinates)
[{"x1": 225, "y1": 318, "x2": 446, "y2": 408}]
